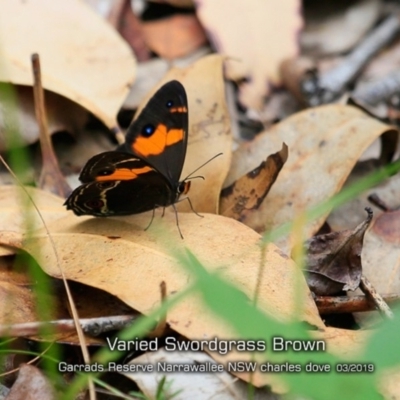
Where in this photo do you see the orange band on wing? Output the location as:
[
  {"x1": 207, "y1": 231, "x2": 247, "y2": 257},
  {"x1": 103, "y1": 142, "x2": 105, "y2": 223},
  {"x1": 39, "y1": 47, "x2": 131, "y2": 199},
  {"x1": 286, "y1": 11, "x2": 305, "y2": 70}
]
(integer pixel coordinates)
[
  {"x1": 170, "y1": 106, "x2": 187, "y2": 113},
  {"x1": 132, "y1": 124, "x2": 184, "y2": 156},
  {"x1": 95, "y1": 166, "x2": 153, "y2": 181}
]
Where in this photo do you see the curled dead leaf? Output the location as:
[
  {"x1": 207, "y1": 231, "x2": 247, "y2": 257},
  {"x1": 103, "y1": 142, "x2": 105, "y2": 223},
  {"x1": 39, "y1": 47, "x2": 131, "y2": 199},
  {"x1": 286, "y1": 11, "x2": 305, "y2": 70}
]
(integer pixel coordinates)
[
  {"x1": 220, "y1": 143, "x2": 288, "y2": 222},
  {"x1": 225, "y1": 104, "x2": 398, "y2": 251},
  {"x1": 303, "y1": 208, "x2": 373, "y2": 295}
]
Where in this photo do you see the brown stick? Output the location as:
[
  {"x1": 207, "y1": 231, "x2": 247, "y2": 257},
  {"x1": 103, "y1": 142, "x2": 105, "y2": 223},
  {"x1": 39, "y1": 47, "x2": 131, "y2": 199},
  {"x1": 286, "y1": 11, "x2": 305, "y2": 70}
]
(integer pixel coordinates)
[
  {"x1": 359, "y1": 275, "x2": 393, "y2": 319},
  {"x1": 0, "y1": 315, "x2": 137, "y2": 338},
  {"x1": 31, "y1": 53, "x2": 71, "y2": 197},
  {"x1": 149, "y1": 281, "x2": 168, "y2": 338},
  {"x1": 315, "y1": 293, "x2": 399, "y2": 314}
]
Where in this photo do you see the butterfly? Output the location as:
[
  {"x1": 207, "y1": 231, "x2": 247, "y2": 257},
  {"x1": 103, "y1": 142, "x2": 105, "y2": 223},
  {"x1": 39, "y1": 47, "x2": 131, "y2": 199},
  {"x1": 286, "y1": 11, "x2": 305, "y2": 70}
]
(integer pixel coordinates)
[{"x1": 64, "y1": 80, "x2": 194, "y2": 237}]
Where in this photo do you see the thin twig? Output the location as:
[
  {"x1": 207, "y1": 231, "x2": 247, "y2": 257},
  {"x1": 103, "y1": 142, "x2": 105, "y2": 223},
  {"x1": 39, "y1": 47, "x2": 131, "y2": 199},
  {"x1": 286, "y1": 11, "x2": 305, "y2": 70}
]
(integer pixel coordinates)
[
  {"x1": 315, "y1": 293, "x2": 399, "y2": 314},
  {"x1": 31, "y1": 53, "x2": 71, "y2": 197},
  {"x1": 359, "y1": 275, "x2": 393, "y2": 319},
  {"x1": 0, "y1": 315, "x2": 137, "y2": 338},
  {"x1": 149, "y1": 281, "x2": 167, "y2": 338}
]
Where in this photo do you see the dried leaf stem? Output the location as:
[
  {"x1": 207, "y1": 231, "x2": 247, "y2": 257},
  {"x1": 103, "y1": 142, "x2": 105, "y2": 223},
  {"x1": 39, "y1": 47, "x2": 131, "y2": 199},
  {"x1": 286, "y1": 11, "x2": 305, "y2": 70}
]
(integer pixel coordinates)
[
  {"x1": 0, "y1": 315, "x2": 137, "y2": 338},
  {"x1": 31, "y1": 53, "x2": 71, "y2": 197},
  {"x1": 315, "y1": 293, "x2": 399, "y2": 314}
]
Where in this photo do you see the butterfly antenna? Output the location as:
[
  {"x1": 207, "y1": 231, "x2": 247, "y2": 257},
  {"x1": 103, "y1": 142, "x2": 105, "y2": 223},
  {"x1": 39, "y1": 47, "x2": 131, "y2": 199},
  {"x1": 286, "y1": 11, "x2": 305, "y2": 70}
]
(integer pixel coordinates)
[{"x1": 183, "y1": 153, "x2": 223, "y2": 181}]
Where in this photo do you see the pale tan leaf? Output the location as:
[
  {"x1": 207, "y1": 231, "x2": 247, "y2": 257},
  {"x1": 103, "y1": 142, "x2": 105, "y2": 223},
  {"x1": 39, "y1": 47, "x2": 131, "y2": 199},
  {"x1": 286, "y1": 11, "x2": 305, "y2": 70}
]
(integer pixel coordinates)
[
  {"x1": 0, "y1": 0, "x2": 136, "y2": 129},
  {"x1": 141, "y1": 14, "x2": 207, "y2": 59},
  {"x1": 125, "y1": 348, "x2": 274, "y2": 400},
  {"x1": 0, "y1": 185, "x2": 67, "y2": 256},
  {"x1": 6, "y1": 364, "x2": 55, "y2": 400},
  {"x1": 0, "y1": 186, "x2": 66, "y2": 233},
  {"x1": 0, "y1": 87, "x2": 88, "y2": 150},
  {"x1": 362, "y1": 209, "x2": 400, "y2": 295},
  {"x1": 195, "y1": 0, "x2": 302, "y2": 109},
  {"x1": 312, "y1": 326, "x2": 371, "y2": 358},
  {"x1": 224, "y1": 105, "x2": 398, "y2": 252},
  {"x1": 0, "y1": 211, "x2": 324, "y2": 389}
]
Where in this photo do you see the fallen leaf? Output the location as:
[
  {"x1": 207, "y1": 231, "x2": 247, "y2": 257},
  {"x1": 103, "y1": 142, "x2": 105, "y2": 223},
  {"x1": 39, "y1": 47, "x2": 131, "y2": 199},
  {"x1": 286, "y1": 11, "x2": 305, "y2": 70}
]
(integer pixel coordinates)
[
  {"x1": 361, "y1": 208, "x2": 400, "y2": 295},
  {"x1": 0, "y1": 255, "x2": 113, "y2": 344},
  {"x1": 141, "y1": 13, "x2": 207, "y2": 59},
  {"x1": 0, "y1": 0, "x2": 136, "y2": 129},
  {"x1": 0, "y1": 86, "x2": 88, "y2": 150},
  {"x1": 123, "y1": 47, "x2": 211, "y2": 110},
  {"x1": 312, "y1": 326, "x2": 371, "y2": 358},
  {"x1": 195, "y1": 0, "x2": 302, "y2": 109},
  {"x1": 224, "y1": 104, "x2": 398, "y2": 251},
  {"x1": 5, "y1": 364, "x2": 55, "y2": 400},
  {"x1": 125, "y1": 348, "x2": 274, "y2": 400},
  {"x1": 0, "y1": 186, "x2": 66, "y2": 233},
  {"x1": 303, "y1": 208, "x2": 373, "y2": 295},
  {"x1": 0, "y1": 211, "x2": 324, "y2": 389},
  {"x1": 220, "y1": 143, "x2": 288, "y2": 222}
]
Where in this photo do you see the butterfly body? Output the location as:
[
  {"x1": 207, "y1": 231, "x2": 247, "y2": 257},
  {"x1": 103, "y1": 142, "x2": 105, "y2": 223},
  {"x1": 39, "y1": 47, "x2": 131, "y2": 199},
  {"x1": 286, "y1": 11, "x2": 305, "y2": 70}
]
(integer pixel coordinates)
[{"x1": 64, "y1": 80, "x2": 190, "y2": 219}]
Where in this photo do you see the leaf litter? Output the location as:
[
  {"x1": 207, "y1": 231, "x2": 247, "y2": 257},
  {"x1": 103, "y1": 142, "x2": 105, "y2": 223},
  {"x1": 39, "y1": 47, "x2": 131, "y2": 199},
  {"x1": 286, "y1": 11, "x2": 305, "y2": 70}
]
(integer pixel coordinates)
[{"x1": 1, "y1": 0, "x2": 400, "y2": 398}]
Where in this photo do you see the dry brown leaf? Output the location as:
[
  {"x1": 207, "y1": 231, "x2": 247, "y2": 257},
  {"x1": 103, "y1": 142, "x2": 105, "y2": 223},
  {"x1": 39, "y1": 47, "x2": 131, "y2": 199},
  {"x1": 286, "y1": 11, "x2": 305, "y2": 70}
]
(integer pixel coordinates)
[
  {"x1": 0, "y1": 87, "x2": 88, "y2": 150},
  {"x1": 0, "y1": 186, "x2": 66, "y2": 233},
  {"x1": 220, "y1": 143, "x2": 288, "y2": 222},
  {"x1": 0, "y1": 186, "x2": 67, "y2": 256},
  {"x1": 6, "y1": 364, "x2": 55, "y2": 400},
  {"x1": 141, "y1": 14, "x2": 207, "y2": 59},
  {"x1": 312, "y1": 326, "x2": 371, "y2": 358},
  {"x1": 131, "y1": 54, "x2": 232, "y2": 213},
  {"x1": 0, "y1": 281, "x2": 40, "y2": 325},
  {"x1": 0, "y1": 0, "x2": 135, "y2": 129},
  {"x1": 303, "y1": 208, "x2": 373, "y2": 295},
  {"x1": 0, "y1": 211, "x2": 324, "y2": 389},
  {"x1": 195, "y1": 0, "x2": 302, "y2": 109},
  {"x1": 0, "y1": 255, "x2": 109, "y2": 344},
  {"x1": 225, "y1": 104, "x2": 398, "y2": 251}
]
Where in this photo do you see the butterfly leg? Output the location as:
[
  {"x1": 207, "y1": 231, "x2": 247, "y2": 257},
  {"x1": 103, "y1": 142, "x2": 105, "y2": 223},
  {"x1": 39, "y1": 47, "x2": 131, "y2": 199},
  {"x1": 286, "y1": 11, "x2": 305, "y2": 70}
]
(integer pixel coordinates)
[
  {"x1": 171, "y1": 203, "x2": 184, "y2": 239},
  {"x1": 175, "y1": 196, "x2": 203, "y2": 218},
  {"x1": 144, "y1": 207, "x2": 156, "y2": 231}
]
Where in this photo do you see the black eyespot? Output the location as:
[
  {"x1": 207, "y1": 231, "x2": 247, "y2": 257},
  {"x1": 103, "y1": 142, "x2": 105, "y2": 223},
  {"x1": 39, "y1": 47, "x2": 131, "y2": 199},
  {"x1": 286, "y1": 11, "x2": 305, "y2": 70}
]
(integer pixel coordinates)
[
  {"x1": 142, "y1": 124, "x2": 155, "y2": 137},
  {"x1": 166, "y1": 100, "x2": 174, "y2": 108},
  {"x1": 86, "y1": 199, "x2": 104, "y2": 209}
]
